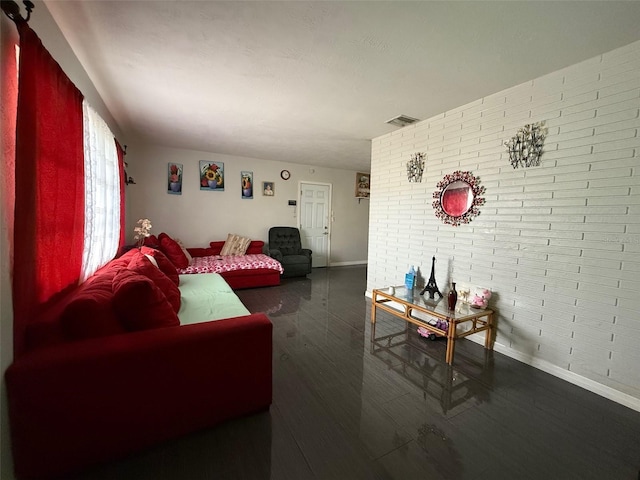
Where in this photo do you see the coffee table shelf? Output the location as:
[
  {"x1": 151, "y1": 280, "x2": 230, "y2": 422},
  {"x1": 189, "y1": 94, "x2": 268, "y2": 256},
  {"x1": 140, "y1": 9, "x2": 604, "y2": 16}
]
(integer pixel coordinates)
[{"x1": 371, "y1": 286, "x2": 494, "y2": 365}]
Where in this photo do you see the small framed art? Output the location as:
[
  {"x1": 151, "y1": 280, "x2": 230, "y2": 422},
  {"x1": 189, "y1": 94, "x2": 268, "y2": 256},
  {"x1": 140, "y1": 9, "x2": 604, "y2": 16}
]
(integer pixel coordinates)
[
  {"x1": 167, "y1": 163, "x2": 182, "y2": 195},
  {"x1": 355, "y1": 172, "x2": 370, "y2": 198},
  {"x1": 263, "y1": 181, "x2": 274, "y2": 196},
  {"x1": 241, "y1": 171, "x2": 253, "y2": 199},
  {"x1": 200, "y1": 161, "x2": 224, "y2": 190}
]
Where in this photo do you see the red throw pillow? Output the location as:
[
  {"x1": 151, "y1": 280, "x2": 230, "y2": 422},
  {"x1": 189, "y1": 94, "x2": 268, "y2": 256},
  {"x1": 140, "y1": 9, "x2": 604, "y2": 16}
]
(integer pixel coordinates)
[
  {"x1": 112, "y1": 270, "x2": 180, "y2": 331},
  {"x1": 60, "y1": 275, "x2": 126, "y2": 340},
  {"x1": 140, "y1": 246, "x2": 179, "y2": 285},
  {"x1": 246, "y1": 241, "x2": 264, "y2": 255},
  {"x1": 209, "y1": 241, "x2": 225, "y2": 255},
  {"x1": 128, "y1": 252, "x2": 181, "y2": 313},
  {"x1": 143, "y1": 234, "x2": 159, "y2": 247},
  {"x1": 159, "y1": 233, "x2": 189, "y2": 269}
]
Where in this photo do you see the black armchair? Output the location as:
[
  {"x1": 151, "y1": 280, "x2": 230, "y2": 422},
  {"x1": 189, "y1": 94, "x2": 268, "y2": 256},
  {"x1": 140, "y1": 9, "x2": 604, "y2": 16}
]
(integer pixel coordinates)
[{"x1": 268, "y1": 227, "x2": 312, "y2": 278}]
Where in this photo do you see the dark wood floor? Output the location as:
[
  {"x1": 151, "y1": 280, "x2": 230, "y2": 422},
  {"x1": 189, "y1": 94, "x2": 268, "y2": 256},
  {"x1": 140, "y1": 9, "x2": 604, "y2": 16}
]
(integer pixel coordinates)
[{"x1": 74, "y1": 266, "x2": 640, "y2": 479}]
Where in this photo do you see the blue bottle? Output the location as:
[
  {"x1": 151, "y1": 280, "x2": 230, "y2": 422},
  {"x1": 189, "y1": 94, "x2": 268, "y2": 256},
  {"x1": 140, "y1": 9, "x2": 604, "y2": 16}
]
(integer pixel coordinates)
[{"x1": 405, "y1": 265, "x2": 416, "y2": 290}]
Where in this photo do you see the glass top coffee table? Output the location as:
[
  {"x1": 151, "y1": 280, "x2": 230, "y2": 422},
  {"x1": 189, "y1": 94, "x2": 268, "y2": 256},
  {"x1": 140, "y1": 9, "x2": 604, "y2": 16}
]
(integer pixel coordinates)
[{"x1": 371, "y1": 286, "x2": 494, "y2": 365}]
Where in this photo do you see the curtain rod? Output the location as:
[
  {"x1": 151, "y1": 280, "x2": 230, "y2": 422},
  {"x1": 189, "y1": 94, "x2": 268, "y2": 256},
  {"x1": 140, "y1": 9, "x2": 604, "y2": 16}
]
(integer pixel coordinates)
[{"x1": 1, "y1": 0, "x2": 34, "y2": 24}]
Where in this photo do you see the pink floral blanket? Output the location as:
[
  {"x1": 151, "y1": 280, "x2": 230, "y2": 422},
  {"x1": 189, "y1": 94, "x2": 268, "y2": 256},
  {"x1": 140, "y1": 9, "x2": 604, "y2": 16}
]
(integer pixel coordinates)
[{"x1": 178, "y1": 254, "x2": 284, "y2": 275}]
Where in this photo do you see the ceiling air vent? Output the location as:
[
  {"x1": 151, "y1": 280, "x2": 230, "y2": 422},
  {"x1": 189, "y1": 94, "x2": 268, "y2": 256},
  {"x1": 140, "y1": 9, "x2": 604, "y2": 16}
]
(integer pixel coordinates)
[{"x1": 386, "y1": 114, "x2": 420, "y2": 127}]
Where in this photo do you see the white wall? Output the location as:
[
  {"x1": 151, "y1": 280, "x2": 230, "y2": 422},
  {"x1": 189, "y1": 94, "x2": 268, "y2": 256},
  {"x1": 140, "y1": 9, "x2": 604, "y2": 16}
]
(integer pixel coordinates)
[
  {"x1": 368, "y1": 40, "x2": 640, "y2": 411},
  {"x1": 125, "y1": 142, "x2": 369, "y2": 265}
]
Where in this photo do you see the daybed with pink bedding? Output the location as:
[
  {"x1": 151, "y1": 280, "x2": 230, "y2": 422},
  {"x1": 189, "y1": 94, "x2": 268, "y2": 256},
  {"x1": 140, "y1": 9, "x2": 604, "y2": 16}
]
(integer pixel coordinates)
[{"x1": 185, "y1": 240, "x2": 283, "y2": 290}]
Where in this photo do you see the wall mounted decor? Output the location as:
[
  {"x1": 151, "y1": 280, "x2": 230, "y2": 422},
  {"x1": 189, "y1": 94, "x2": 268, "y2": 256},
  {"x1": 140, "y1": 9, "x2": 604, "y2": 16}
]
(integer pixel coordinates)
[
  {"x1": 505, "y1": 121, "x2": 547, "y2": 169},
  {"x1": 263, "y1": 181, "x2": 274, "y2": 196},
  {"x1": 432, "y1": 170, "x2": 485, "y2": 226},
  {"x1": 167, "y1": 163, "x2": 182, "y2": 195},
  {"x1": 355, "y1": 172, "x2": 370, "y2": 198},
  {"x1": 200, "y1": 161, "x2": 224, "y2": 190},
  {"x1": 241, "y1": 171, "x2": 253, "y2": 199},
  {"x1": 407, "y1": 152, "x2": 425, "y2": 182}
]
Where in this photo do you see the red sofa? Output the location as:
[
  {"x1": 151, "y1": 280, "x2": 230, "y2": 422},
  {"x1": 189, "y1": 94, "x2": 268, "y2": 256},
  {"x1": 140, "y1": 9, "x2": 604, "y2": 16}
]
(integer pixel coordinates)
[
  {"x1": 5, "y1": 248, "x2": 272, "y2": 479},
  {"x1": 186, "y1": 240, "x2": 281, "y2": 289}
]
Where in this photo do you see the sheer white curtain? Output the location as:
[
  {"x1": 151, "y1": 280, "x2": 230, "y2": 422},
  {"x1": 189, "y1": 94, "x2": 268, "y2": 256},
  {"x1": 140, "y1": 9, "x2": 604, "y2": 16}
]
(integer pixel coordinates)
[{"x1": 80, "y1": 101, "x2": 121, "y2": 282}]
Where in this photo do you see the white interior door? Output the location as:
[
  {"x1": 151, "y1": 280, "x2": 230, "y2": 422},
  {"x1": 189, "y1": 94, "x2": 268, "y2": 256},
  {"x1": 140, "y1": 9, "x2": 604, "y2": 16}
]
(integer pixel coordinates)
[{"x1": 299, "y1": 182, "x2": 330, "y2": 268}]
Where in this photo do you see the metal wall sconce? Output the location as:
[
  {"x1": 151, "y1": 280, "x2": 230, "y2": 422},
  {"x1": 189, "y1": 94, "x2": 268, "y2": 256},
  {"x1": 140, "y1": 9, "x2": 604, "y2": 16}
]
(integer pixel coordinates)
[
  {"x1": 407, "y1": 152, "x2": 425, "y2": 182},
  {"x1": 505, "y1": 121, "x2": 547, "y2": 169}
]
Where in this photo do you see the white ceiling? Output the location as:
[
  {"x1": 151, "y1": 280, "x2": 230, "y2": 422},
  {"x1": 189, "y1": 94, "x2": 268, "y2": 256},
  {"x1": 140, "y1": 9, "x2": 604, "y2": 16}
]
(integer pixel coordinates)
[{"x1": 45, "y1": 1, "x2": 640, "y2": 172}]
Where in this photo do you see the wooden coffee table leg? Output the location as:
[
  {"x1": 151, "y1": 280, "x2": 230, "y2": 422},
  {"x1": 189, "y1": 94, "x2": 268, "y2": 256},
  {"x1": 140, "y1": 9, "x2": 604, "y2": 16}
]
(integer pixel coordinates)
[
  {"x1": 484, "y1": 312, "x2": 494, "y2": 349},
  {"x1": 370, "y1": 291, "x2": 377, "y2": 342},
  {"x1": 446, "y1": 321, "x2": 455, "y2": 365}
]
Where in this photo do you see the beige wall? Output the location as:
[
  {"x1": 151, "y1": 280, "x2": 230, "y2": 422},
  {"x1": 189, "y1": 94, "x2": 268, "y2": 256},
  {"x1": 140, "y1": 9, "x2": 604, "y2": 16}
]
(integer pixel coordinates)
[{"x1": 125, "y1": 142, "x2": 370, "y2": 265}]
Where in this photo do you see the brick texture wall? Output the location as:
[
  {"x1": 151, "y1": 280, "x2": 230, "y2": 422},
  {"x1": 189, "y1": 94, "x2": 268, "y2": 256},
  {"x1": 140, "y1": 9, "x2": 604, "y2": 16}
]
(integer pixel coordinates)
[{"x1": 368, "y1": 40, "x2": 640, "y2": 410}]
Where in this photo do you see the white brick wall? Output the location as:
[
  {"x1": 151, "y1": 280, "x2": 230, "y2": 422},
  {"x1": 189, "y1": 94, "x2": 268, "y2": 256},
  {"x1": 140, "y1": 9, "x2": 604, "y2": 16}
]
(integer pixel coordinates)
[{"x1": 368, "y1": 40, "x2": 640, "y2": 410}]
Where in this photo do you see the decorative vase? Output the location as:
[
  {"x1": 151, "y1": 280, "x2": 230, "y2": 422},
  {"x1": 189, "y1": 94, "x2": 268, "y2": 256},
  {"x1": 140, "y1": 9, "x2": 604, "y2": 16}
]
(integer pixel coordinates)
[
  {"x1": 447, "y1": 282, "x2": 458, "y2": 310},
  {"x1": 243, "y1": 187, "x2": 252, "y2": 197},
  {"x1": 208, "y1": 180, "x2": 217, "y2": 189},
  {"x1": 170, "y1": 182, "x2": 180, "y2": 192}
]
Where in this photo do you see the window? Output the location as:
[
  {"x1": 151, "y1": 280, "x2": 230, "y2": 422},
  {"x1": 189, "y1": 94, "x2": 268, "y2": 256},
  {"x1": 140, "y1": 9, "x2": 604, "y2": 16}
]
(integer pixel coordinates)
[{"x1": 80, "y1": 102, "x2": 121, "y2": 281}]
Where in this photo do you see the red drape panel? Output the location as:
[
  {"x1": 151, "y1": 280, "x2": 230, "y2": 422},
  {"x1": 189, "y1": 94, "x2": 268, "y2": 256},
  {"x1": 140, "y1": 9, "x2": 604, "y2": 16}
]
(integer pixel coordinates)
[
  {"x1": 116, "y1": 140, "x2": 126, "y2": 249},
  {"x1": 13, "y1": 23, "x2": 85, "y2": 357},
  {"x1": 1, "y1": 17, "x2": 19, "y2": 280}
]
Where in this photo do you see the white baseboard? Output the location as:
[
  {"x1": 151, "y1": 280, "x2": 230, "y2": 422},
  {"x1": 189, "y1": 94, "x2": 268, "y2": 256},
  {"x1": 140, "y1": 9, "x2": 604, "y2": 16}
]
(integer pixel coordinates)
[
  {"x1": 328, "y1": 261, "x2": 367, "y2": 267},
  {"x1": 485, "y1": 338, "x2": 640, "y2": 413},
  {"x1": 365, "y1": 290, "x2": 640, "y2": 413}
]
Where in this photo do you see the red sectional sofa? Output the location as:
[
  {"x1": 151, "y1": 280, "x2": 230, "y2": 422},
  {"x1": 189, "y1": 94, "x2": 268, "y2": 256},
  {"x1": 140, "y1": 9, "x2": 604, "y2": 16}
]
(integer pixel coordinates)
[
  {"x1": 185, "y1": 240, "x2": 282, "y2": 289},
  {"x1": 5, "y1": 248, "x2": 273, "y2": 479}
]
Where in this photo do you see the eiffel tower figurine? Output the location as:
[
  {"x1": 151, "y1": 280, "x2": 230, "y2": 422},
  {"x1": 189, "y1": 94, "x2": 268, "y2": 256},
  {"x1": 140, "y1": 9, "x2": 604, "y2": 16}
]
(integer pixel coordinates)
[{"x1": 420, "y1": 256, "x2": 443, "y2": 299}]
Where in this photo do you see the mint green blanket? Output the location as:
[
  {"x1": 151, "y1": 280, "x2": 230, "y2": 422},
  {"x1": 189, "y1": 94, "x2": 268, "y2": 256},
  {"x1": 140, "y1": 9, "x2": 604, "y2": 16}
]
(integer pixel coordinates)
[{"x1": 177, "y1": 273, "x2": 250, "y2": 325}]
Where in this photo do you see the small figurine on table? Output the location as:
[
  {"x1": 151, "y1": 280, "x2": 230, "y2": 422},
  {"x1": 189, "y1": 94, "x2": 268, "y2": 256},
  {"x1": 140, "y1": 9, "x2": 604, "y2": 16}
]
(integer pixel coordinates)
[{"x1": 471, "y1": 288, "x2": 492, "y2": 309}]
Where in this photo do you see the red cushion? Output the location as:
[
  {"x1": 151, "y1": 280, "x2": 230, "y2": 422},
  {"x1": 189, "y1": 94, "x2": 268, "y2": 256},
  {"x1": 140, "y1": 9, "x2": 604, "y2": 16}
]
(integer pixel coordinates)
[
  {"x1": 60, "y1": 274, "x2": 126, "y2": 340},
  {"x1": 97, "y1": 248, "x2": 138, "y2": 275},
  {"x1": 128, "y1": 252, "x2": 181, "y2": 313},
  {"x1": 246, "y1": 241, "x2": 264, "y2": 254},
  {"x1": 143, "y1": 234, "x2": 159, "y2": 247},
  {"x1": 112, "y1": 270, "x2": 180, "y2": 331},
  {"x1": 209, "y1": 241, "x2": 225, "y2": 255},
  {"x1": 159, "y1": 233, "x2": 189, "y2": 269},
  {"x1": 140, "y1": 246, "x2": 179, "y2": 285}
]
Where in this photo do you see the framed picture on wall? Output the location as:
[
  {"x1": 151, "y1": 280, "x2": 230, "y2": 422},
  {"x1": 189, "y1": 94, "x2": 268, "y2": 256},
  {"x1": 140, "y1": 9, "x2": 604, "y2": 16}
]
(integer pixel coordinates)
[
  {"x1": 262, "y1": 181, "x2": 274, "y2": 196},
  {"x1": 355, "y1": 172, "x2": 370, "y2": 198},
  {"x1": 167, "y1": 163, "x2": 182, "y2": 195},
  {"x1": 241, "y1": 171, "x2": 253, "y2": 199},
  {"x1": 200, "y1": 161, "x2": 224, "y2": 190}
]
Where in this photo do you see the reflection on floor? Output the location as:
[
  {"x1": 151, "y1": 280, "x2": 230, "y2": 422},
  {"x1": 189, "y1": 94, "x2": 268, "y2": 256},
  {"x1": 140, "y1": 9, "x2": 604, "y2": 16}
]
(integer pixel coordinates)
[
  {"x1": 73, "y1": 266, "x2": 640, "y2": 480},
  {"x1": 370, "y1": 320, "x2": 493, "y2": 415}
]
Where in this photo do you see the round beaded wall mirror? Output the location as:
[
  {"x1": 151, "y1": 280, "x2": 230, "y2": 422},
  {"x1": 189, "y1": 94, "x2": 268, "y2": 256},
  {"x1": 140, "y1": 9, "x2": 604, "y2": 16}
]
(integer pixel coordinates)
[{"x1": 432, "y1": 171, "x2": 485, "y2": 226}]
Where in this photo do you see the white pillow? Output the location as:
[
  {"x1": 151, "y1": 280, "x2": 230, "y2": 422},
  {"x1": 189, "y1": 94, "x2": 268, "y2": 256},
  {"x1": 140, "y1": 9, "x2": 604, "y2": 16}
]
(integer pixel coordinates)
[{"x1": 220, "y1": 233, "x2": 251, "y2": 256}]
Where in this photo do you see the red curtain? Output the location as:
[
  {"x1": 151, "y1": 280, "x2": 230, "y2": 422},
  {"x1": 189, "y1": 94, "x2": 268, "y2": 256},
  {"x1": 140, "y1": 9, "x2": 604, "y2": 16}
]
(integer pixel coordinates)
[
  {"x1": 1, "y1": 16, "x2": 19, "y2": 278},
  {"x1": 12, "y1": 23, "x2": 85, "y2": 357},
  {"x1": 116, "y1": 139, "x2": 126, "y2": 249}
]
